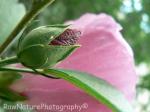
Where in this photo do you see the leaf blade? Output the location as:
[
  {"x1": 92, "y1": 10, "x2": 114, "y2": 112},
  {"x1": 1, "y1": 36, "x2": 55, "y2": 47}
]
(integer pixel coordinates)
[{"x1": 44, "y1": 69, "x2": 134, "y2": 112}]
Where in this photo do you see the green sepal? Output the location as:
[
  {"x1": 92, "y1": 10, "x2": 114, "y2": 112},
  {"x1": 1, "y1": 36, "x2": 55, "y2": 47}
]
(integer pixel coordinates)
[
  {"x1": 18, "y1": 44, "x2": 80, "y2": 69},
  {"x1": 41, "y1": 45, "x2": 80, "y2": 68},
  {"x1": 18, "y1": 44, "x2": 48, "y2": 69},
  {"x1": 18, "y1": 20, "x2": 40, "y2": 50},
  {"x1": 18, "y1": 25, "x2": 68, "y2": 51}
]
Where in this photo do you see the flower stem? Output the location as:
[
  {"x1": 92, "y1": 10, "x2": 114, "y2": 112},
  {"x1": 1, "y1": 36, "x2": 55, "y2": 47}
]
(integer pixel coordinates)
[
  {"x1": 0, "y1": 67, "x2": 59, "y2": 79},
  {"x1": 0, "y1": 0, "x2": 55, "y2": 55},
  {"x1": 0, "y1": 56, "x2": 19, "y2": 67},
  {"x1": 0, "y1": 67, "x2": 35, "y2": 74}
]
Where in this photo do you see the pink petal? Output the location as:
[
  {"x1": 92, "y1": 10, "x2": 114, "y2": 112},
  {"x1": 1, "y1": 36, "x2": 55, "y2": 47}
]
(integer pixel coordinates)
[
  {"x1": 58, "y1": 13, "x2": 136, "y2": 101},
  {"x1": 11, "y1": 13, "x2": 137, "y2": 112}
]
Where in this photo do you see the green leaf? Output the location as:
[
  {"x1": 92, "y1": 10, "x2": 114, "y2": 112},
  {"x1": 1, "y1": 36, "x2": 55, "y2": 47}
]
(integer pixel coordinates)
[
  {"x1": 0, "y1": 71, "x2": 22, "y2": 88},
  {"x1": 0, "y1": 71, "x2": 25, "y2": 102},
  {"x1": 0, "y1": 88, "x2": 26, "y2": 101},
  {"x1": 44, "y1": 69, "x2": 134, "y2": 112},
  {"x1": 0, "y1": 0, "x2": 25, "y2": 45},
  {"x1": 0, "y1": 71, "x2": 26, "y2": 101}
]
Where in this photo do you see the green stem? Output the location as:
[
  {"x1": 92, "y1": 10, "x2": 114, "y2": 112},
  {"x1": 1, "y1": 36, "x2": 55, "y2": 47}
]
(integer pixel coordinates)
[
  {"x1": 0, "y1": 56, "x2": 19, "y2": 67},
  {"x1": 0, "y1": 67, "x2": 59, "y2": 79},
  {"x1": 0, "y1": 0, "x2": 55, "y2": 55},
  {"x1": 0, "y1": 67, "x2": 35, "y2": 74}
]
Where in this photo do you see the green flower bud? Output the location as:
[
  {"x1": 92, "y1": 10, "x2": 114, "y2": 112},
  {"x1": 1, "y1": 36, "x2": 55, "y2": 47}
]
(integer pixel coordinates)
[{"x1": 17, "y1": 25, "x2": 81, "y2": 69}]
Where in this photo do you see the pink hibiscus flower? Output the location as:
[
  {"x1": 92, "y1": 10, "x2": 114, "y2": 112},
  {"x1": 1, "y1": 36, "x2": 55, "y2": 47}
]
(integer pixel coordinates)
[{"x1": 12, "y1": 13, "x2": 137, "y2": 112}]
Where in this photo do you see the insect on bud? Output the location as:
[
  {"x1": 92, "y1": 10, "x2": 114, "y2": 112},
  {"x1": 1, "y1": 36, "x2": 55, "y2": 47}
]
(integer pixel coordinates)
[{"x1": 17, "y1": 25, "x2": 81, "y2": 69}]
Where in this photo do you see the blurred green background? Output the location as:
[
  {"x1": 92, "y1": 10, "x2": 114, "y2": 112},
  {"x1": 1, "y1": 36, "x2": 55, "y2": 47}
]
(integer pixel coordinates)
[{"x1": 1, "y1": 0, "x2": 150, "y2": 112}]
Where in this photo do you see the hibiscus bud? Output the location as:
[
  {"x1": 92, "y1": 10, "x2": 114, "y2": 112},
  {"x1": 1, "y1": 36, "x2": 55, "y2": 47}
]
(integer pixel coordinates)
[{"x1": 17, "y1": 25, "x2": 81, "y2": 69}]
